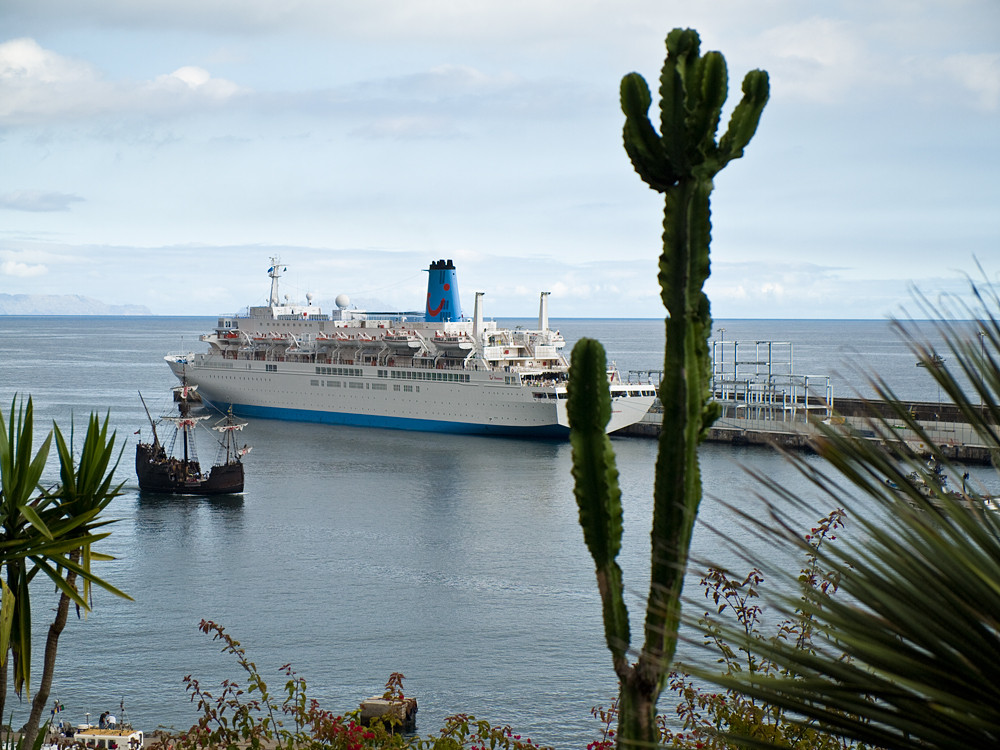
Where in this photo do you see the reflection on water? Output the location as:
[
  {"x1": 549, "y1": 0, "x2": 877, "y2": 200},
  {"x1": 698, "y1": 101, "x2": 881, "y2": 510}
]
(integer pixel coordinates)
[{"x1": 136, "y1": 491, "x2": 246, "y2": 512}]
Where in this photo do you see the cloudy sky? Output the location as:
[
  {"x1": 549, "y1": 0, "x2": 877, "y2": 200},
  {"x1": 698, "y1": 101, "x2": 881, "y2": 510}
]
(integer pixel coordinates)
[{"x1": 1, "y1": 0, "x2": 997, "y2": 317}]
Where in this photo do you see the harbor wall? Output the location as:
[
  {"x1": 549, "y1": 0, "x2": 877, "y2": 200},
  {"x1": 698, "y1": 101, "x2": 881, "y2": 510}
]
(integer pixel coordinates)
[{"x1": 617, "y1": 397, "x2": 997, "y2": 465}]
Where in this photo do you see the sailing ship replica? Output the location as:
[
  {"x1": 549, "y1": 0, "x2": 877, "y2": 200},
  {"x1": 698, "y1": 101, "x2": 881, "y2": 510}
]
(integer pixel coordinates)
[{"x1": 136, "y1": 379, "x2": 250, "y2": 495}]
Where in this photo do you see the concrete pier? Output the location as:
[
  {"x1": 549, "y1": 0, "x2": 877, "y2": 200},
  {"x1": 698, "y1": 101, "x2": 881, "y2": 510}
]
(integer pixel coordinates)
[{"x1": 617, "y1": 397, "x2": 996, "y2": 465}]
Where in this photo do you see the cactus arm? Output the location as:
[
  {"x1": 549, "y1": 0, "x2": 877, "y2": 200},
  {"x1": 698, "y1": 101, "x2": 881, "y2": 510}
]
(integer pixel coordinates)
[
  {"x1": 620, "y1": 74, "x2": 677, "y2": 191},
  {"x1": 657, "y1": 29, "x2": 698, "y2": 174},
  {"x1": 568, "y1": 338, "x2": 631, "y2": 675},
  {"x1": 689, "y1": 52, "x2": 728, "y2": 166},
  {"x1": 718, "y1": 69, "x2": 771, "y2": 165}
]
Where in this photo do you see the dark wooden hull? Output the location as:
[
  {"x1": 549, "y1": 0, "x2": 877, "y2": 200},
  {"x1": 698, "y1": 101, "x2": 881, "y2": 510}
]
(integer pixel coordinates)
[{"x1": 135, "y1": 443, "x2": 244, "y2": 495}]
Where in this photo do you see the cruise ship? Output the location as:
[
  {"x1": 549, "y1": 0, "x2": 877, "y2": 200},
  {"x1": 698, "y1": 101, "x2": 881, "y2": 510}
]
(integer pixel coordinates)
[{"x1": 166, "y1": 259, "x2": 657, "y2": 437}]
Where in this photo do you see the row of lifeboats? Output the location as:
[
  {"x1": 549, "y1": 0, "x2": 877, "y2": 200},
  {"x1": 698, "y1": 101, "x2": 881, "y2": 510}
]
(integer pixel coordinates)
[
  {"x1": 220, "y1": 327, "x2": 489, "y2": 358},
  {"x1": 221, "y1": 328, "x2": 424, "y2": 349}
]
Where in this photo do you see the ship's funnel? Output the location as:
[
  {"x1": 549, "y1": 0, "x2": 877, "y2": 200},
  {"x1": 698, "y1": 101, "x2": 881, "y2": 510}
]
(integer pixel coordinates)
[{"x1": 425, "y1": 259, "x2": 462, "y2": 322}]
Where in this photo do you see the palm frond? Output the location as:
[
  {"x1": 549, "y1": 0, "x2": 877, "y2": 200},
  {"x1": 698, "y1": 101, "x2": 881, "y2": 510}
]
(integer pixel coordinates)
[{"x1": 689, "y1": 273, "x2": 1000, "y2": 749}]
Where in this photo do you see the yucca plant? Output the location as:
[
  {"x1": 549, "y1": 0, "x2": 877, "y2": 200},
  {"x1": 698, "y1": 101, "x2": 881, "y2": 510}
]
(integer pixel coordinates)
[
  {"x1": 19, "y1": 412, "x2": 132, "y2": 749},
  {"x1": 692, "y1": 273, "x2": 1000, "y2": 749},
  {"x1": 0, "y1": 399, "x2": 132, "y2": 745}
]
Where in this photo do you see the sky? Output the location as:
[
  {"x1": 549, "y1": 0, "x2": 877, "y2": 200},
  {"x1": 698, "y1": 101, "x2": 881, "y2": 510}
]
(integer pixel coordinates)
[{"x1": 0, "y1": 0, "x2": 998, "y2": 318}]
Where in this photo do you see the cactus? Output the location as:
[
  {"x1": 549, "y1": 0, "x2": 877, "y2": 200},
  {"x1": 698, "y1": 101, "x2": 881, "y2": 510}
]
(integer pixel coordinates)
[
  {"x1": 569, "y1": 28, "x2": 768, "y2": 748},
  {"x1": 567, "y1": 338, "x2": 630, "y2": 673}
]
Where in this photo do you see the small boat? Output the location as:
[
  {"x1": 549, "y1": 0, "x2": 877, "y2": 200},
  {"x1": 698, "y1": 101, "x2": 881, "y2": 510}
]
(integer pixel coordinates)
[
  {"x1": 45, "y1": 701, "x2": 144, "y2": 750},
  {"x1": 917, "y1": 353, "x2": 945, "y2": 368},
  {"x1": 135, "y1": 378, "x2": 250, "y2": 495},
  {"x1": 66, "y1": 726, "x2": 145, "y2": 750},
  {"x1": 884, "y1": 460, "x2": 997, "y2": 511}
]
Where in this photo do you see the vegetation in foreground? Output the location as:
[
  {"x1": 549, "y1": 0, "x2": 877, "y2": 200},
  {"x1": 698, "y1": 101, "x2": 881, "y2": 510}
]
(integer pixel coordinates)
[
  {"x1": 148, "y1": 620, "x2": 551, "y2": 750},
  {"x1": 684, "y1": 277, "x2": 1000, "y2": 749},
  {"x1": 0, "y1": 399, "x2": 131, "y2": 749}
]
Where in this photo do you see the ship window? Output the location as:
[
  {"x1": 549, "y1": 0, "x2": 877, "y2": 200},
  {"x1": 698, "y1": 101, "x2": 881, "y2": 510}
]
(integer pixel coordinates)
[
  {"x1": 558, "y1": 392, "x2": 568, "y2": 399},
  {"x1": 393, "y1": 384, "x2": 401, "y2": 391},
  {"x1": 349, "y1": 382, "x2": 364, "y2": 389},
  {"x1": 329, "y1": 381, "x2": 340, "y2": 387},
  {"x1": 310, "y1": 379, "x2": 320, "y2": 386},
  {"x1": 403, "y1": 385, "x2": 413, "y2": 392},
  {"x1": 372, "y1": 383, "x2": 387, "y2": 391}
]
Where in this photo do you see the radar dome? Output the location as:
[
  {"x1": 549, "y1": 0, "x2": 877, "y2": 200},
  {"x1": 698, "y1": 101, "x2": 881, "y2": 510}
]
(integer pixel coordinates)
[
  {"x1": 335, "y1": 294, "x2": 350, "y2": 309},
  {"x1": 306, "y1": 292, "x2": 314, "y2": 305}
]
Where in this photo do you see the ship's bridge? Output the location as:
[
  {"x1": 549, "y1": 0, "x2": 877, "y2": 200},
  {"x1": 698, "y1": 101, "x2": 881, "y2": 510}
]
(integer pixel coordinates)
[{"x1": 247, "y1": 304, "x2": 326, "y2": 320}]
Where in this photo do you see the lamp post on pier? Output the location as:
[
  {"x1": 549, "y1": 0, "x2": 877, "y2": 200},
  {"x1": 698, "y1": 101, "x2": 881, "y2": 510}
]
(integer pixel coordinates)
[{"x1": 979, "y1": 329, "x2": 986, "y2": 410}]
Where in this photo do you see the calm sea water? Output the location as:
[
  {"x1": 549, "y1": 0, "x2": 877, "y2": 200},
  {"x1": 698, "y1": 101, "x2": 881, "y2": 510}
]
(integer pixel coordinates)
[{"x1": 0, "y1": 316, "x2": 986, "y2": 746}]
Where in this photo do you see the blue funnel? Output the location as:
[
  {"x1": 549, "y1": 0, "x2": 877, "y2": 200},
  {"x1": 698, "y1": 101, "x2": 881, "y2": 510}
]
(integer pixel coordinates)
[{"x1": 425, "y1": 259, "x2": 462, "y2": 322}]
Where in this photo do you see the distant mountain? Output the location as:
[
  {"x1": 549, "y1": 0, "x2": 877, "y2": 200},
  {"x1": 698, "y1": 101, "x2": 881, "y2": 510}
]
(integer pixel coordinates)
[{"x1": 0, "y1": 294, "x2": 151, "y2": 315}]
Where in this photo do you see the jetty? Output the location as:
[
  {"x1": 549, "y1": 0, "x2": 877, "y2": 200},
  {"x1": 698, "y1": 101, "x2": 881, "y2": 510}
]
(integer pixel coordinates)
[
  {"x1": 619, "y1": 340, "x2": 996, "y2": 465},
  {"x1": 620, "y1": 397, "x2": 995, "y2": 465}
]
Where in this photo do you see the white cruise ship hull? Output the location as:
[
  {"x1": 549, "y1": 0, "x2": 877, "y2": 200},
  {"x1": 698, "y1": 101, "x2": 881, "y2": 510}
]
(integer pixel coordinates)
[{"x1": 166, "y1": 354, "x2": 654, "y2": 437}]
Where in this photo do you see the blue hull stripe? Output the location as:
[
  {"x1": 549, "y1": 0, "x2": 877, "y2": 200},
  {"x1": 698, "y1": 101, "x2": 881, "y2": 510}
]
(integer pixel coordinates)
[{"x1": 203, "y1": 398, "x2": 570, "y2": 439}]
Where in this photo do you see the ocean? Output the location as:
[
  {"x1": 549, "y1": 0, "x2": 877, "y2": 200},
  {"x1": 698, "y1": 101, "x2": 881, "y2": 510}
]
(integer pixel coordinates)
[{"x1": 0, "y1": 316, "x2": 989, "y2": 746}]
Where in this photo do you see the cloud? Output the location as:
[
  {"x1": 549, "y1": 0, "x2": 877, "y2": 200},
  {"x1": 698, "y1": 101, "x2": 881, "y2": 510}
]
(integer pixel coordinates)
[
  {"x1": 0, "y1": 37, "x2": 247, "y2": 126},
  {"x1": 1, "y1": 259, "x2": 47, "y2": 277},
  {"x1": 751, "y1": 18, "x2": 868, "y2": 103},
  {"x1": 0, "y1": 0, "x2": 647, "y2": 42},
  {"x1": 939, "y1": 53, "x2": 1000, "y2": 111},
  {"x1": 0, "y1": 190, "x2": 84, "y2": 212},
  {"x1": 350, "y1": 115, "x2": 464, "y2": 140},
  {"x1": 331, "y1": 64, "x2": 592, "y2": 138},
  {"x1": 147, "y1": 66, "x2": 245, "y2": 101},
  {"x1": 0, "y1": 37, "x2": 107, "y2": 124}
]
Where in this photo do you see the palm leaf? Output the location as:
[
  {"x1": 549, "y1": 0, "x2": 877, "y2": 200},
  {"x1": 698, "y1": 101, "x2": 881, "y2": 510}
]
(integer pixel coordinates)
[{"x1": 689, "y1": 274, "x2": 1000, "y2": 749}]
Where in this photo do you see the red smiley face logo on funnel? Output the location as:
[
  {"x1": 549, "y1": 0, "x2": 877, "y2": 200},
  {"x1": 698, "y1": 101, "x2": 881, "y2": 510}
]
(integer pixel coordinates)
[{"x1": 427, "y1": 283, "x2": 450, "y2": 316}]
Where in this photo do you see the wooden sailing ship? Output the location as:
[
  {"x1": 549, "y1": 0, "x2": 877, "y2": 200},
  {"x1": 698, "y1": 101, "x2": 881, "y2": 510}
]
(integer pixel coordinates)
[{"x1": 136, "y1": 380, "x2": 250, "y2": 495}]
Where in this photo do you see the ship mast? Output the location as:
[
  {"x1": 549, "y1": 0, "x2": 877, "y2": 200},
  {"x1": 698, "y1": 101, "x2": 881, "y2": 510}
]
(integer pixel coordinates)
[
  {"x1": 268, "y1": 257, "x2": 284, "y2": 306},
  {"x1": 178, "y1": 384, "x2": 192, "y2": 463},
  {"x1": 138, "y1": 391, "x2": 160, "y2": 448},
  {"x1": 168, "y1": 376, "x2": 206, "y2": 477}
]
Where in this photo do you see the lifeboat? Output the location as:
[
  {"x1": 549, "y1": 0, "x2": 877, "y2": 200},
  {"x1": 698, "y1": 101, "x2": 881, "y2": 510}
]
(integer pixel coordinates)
[
  {"x1": 383, "y1": 330, "x2": 422, "y2": 352},
  {"x1": 433, "y1": 332, "x2": 474, "y2": 354}
]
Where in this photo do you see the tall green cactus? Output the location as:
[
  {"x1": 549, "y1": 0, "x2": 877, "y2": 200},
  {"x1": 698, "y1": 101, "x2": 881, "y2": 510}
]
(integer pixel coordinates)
[{"x1": 568, "y1": 28, "x2": 768, "y2": 748}]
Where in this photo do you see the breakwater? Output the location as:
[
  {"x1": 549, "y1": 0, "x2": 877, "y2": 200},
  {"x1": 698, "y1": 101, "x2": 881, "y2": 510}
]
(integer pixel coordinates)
[{"x1": 619, "y1": 397, "x2": 997, "y2": 465}]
